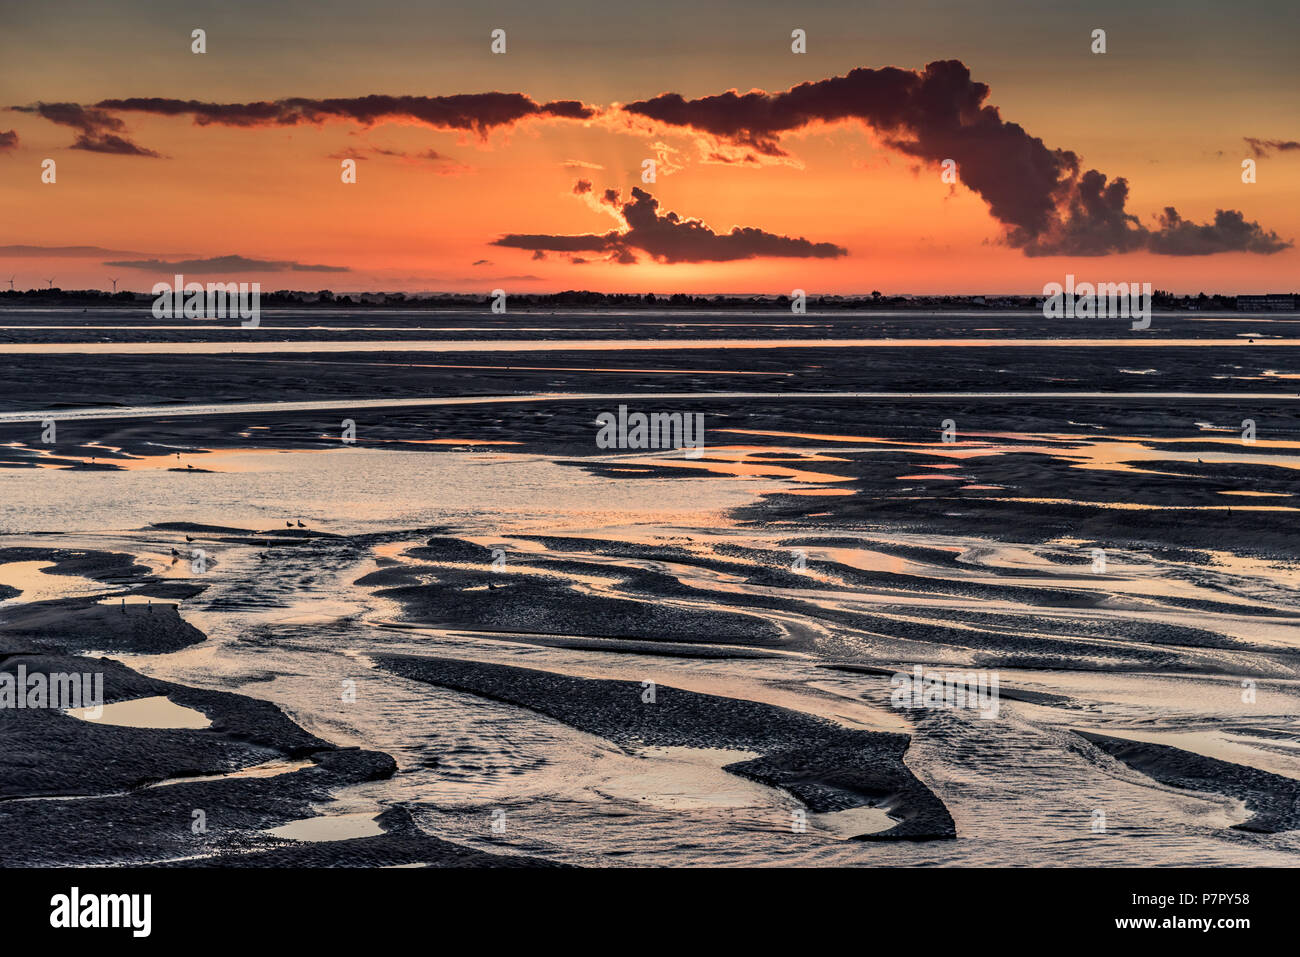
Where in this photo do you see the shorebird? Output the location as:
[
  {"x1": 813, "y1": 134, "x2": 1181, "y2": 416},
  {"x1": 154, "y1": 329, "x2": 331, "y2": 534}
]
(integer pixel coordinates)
[
  {"x1": 186, "y1": 464, "x2": 193, "y2": 470},
  {"x1": 285, "y1": 521, "x2": 293, "y2": 527},
  {"x1": 185, "y1": 535, "x2": 195, "y2": 542},
  {"x1": 296, "y1": 520, "x2": 306, "y2": 528},
  {"x1": 170, "y1": 547, "x2": 179, "y2": 557},
  {"x1": 257, "y1": 552, "x2": 268, "y2": 560}
]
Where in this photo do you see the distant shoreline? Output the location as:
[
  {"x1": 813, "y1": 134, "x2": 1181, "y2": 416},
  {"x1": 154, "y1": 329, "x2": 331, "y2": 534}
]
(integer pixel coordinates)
[{"x1": 2, "y1": 289, "x2": 1294, "y2": 312}]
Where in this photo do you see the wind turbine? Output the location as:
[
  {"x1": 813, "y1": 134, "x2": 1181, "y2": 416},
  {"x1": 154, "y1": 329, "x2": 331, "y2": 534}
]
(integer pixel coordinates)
[
  {"x1": 5, "y1": 277, "x2": 13, "y2": 292},
  {"x1": 45, "y1": 277, "x2": 54, "y2": 289},
  {"x1": 108, "y1": 276, "x2": 120, "y2": 293}
]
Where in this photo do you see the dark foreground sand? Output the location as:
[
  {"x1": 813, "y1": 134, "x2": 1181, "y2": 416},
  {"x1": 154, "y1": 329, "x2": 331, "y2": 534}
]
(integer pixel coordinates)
[
  {"x1": 1076, "y1": 731, "x2": 1300, "y2": 834},
  {"x1": 0, "y1": 548, "x2": 551, "y2": 867},
  {"x1": 375, "y1": 653, "x2": 956, "y2": 841}
]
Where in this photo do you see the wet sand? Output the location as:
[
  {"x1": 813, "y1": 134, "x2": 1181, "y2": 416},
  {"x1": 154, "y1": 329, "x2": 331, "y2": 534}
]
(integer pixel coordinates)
[{"x1": 2, "y1": 306, "x2": 1300, "y2": 866}]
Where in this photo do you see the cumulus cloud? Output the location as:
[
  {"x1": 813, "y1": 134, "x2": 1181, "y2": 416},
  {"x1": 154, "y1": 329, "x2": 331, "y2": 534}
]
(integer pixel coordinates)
[
  {"x1": 494, "y1": 184, "x2": 846, "y2": 264},
  {"x1": 624, "y1": 61, "x2": 1289, "y2": 256},
  {"x1": 1147, "y1": 208, "x2": 1291, "y2": 256},
  {"x1": 103, "y1": 255, "x2": 348, "y2": 273}
]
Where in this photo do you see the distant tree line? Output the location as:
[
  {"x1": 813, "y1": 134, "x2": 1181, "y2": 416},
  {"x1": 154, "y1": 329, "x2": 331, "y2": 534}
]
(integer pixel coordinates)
[{"x1": 0, "y1": 287, "x2": 1283, "y2": 311}]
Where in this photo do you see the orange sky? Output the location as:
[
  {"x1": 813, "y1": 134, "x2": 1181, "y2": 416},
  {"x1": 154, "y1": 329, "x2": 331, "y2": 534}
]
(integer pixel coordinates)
[{"x1": 2, "y1": 0, "x2": 1297, "y2": 294}]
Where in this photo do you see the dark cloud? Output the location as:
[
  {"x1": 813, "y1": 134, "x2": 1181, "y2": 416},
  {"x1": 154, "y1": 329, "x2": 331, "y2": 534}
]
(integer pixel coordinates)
[
  {"x1": 9, "y1": 102, "x2": 160, "y2": 156},
  {"x1": 15, "y1": 94, "x2": 593, "y2": 157},
  {"x1": 1017, "y1": 169, "x2": 1146, "y2": 257},
  {"x1": 1244, "y1": 137, "x2": 1300, "y2": 158},
  {"x1": 494, "y1": 185, "x2": 846, "y2": 264},
  {"x1": 76, "y1": 132, "x2": 162, "y2": 156},
  {"x1": 92, "y1": 93, "x2": 595, "y2": 136},
  {"x1": 0, "y1": 129, "x2": 17, "y2": 151},
  {"x1": 1147, "y1": 208, "x2": 1291, "y2": 256},
  {"x1": 103, "y1": 255, "x2": 348, "y2": 273},
  {"x1": 624, "y1": 61, "x2": 1288, "y2": 256}
]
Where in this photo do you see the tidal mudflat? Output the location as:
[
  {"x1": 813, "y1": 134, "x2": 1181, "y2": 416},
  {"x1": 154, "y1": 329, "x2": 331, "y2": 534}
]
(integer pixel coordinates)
[{"x1": 2, "y1": 308, "x2": 1299, "y2": 866}]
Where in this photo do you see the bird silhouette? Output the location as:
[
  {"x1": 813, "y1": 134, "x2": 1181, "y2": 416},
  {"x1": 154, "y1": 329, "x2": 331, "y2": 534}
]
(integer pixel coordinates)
[
  {"x1": 286, "y1": 521, "x2": 293, "y2": 527},
  {"x1": 185, "y1": 535, "x2": 194, "y2": 542},
  {"x1": 170, "y1": 547, "x2": 179, "y2": 556},
  {"x1": 297, "y1": 520, "x2": 306, "y2": 528}
]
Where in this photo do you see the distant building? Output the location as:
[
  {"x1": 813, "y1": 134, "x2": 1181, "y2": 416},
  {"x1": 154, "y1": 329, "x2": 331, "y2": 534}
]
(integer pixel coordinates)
[{"x1": 1237, "y1": 294, "x2": 1296, "y2": 311}]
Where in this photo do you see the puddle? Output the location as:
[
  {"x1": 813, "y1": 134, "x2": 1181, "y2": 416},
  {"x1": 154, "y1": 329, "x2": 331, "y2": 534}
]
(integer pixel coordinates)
[
  {"x1": 148, "y1": 759, "x2": 316, "y2": 789},
  {"x1": 266, "y1": 811, "x2": 385, "y2": 843},
  {"x1": 66, "y1": 695, "x2": 212, "y2": 729},
  {"x1": 624, "y1": 456, "x2": 852, "y2": 484},
  {"x1": 595, "y1": 746, "x2": 774, "y2": 810},
  {"x1": 812, "y1": 805, "x2": 898, "y2": 838},
  {"x1": 0, "y1": 561, "x2": 108, "y2": 603},
  {"x1": 0, "y1": 758, "x2": 316, "y2": 805}
]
